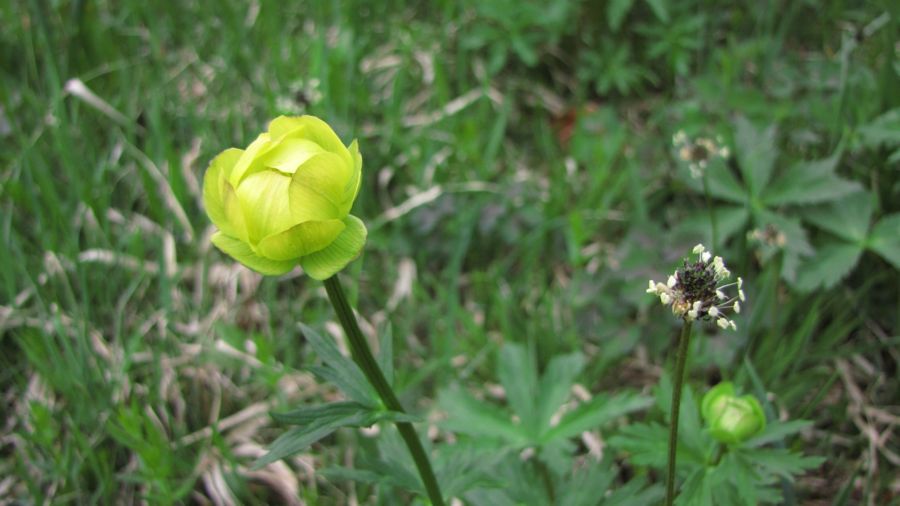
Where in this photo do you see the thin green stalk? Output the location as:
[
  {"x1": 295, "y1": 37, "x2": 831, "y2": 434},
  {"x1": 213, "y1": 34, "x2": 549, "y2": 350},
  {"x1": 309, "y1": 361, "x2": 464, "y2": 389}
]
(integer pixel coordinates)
[
  {"x1": 323, "y1": 275, "x2": 445, "y2": 506},
  {"x1": 711, "y1": 443, "x2": 726, "y2": 466},
  {"x1": 702, "y1": 174, "x2": 718, "y2": 248},
  {"x1": 665, "y1": 321, "x2": 694, "y2": 506},
  {"x1": 534, "y1": 458, "x2": 555, "y2": 504}
]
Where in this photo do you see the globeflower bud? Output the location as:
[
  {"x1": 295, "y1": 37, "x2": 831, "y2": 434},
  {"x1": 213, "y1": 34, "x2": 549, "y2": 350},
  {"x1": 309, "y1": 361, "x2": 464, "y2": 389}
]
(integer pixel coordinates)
[
  {"x1": 701, "y1": 382, "x2": 766, "y2": 444},
  {"x1": 203, "y1": 116, "x2": 366, "y2": 280}
]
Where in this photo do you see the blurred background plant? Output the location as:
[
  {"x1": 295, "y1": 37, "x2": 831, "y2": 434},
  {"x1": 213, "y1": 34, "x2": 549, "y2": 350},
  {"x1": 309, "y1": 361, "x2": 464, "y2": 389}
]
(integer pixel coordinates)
[{"x1": 1, "y1": 0, "x2": 898, "y2": 504}]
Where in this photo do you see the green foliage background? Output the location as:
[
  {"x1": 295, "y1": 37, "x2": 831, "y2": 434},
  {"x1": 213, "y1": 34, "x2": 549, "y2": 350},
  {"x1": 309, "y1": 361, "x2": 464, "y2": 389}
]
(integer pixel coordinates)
[{"x1": 1, "y1": 0, "x2": 898, "y2": 504}]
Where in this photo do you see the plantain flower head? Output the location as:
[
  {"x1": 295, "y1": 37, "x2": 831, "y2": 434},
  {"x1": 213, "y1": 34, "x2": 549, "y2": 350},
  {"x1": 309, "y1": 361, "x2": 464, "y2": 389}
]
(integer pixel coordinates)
[
  {"x1": 672, "y1": 130, "x2": 730, "y2": 179},
  {"x1": 646, "y1": 244, "x2": 744, "y2": 329},
  {"x1": 203, "y1": 116, "x2": 366, "y2": 280},
  {"x1": 701, "y1": 382, "x2": 766, "y2": 444}
]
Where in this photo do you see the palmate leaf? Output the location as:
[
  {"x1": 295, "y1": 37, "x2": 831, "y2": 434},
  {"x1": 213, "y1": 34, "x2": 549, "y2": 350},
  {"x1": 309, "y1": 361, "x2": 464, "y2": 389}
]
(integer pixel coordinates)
[
  {"x1": 321, "y1": 422, "x2": 466, "y2": 498},
  {"x1": 755, "y1": 211, "x2": 814, "y2": 283},
  {"x1": 708, "y1": 206, "x2": 751, "y2": 245},
  {"x1": 535, "y1": 352, "x2": 584, "y2": 430},
  {"x1": 436, "y1": 442, "x2": 508, "y2": 498},
  {"x1": 541, "y1": 438, "x2": 578, "y2": 475},
  {"x1": 607, "y1": 422, "x2": 669, "y2": 468},
  {"x1": 255, "y1": 404, "x2": 378, "y2": 469},
  {"x1": 718, "y1": 454, "x2": 761, "y2": 506},
  {"x1": 607, "y1": 0, "x2": 636, "y2": 31},
  {"x1": 602, "y1": 476, "x2": 664, "y2": 506},
  {"x1": 608, "y1": 420, "x2": 709, "y2": 474},
  {"x1": 710, "y1": 457, "x2": 785, "y2": 506},
  {"x1": 868, "y1": 213, "x2": 900, "y2": 269},
  {"x1": 792, "y1": 191, "x2": 880, "y2": 291},
  {"x1": 309, "y1": 366, "x2": 375, "y2": 406},
  {"x1": 674, "y1": 468, "x2": 714, "y2": 506},
  {"x1": 464, "y1": 454, "x2": 545, "y2": 505},
  {"x1": 437, "y1": 387, "x2": 527, "y2": 444},
  {"x1": 802, "y1": 191, "x2": 873, "y2": 243},
  {"x1": 300, "y1": 323, "x2": 377, "y2": 406},
  {"x1": 644, "y1": 0, "x2": 669, "y2": 23},
  {"x1": 257, "y1": 402, "x2": 421, "y2": 469},
  {"x1": 540, "y1": 392, "x2": 653, "y2": 443},
  {"x1": 735, "y1": 447, "x2": 825, "y2": 480},
  {"x1": 734, "y1": 116, "x2": 778, "y2": 198},
  {"x1": 673, "y1": 205, "x2": 750, "y2": 248},
  {"x1": 271, "y1": 401, "x2": 373, "y2": 426},
  {"x1": 794, "y1": 242, "x2": 863, "y2": 292},
  {"x1": 795, "y1": 196, "x2": 898, "y2": 290},
  {"x1": 464, "y1": 453, "x2": 661, "y2": 506},
  {"x1": 557, "y1": 460, "x2": 663, "y2": 506},
  {"x1": 497, "y1": 343, "x2": 539, "y2": 436},
  {"x1": 442, "y1": 343, "x2": 650, "y2": 458},
  {"x1": 609, "y1": 379, "x2": 712, "y2": 479},
  {"x1": 719, "y1": 452, "x2": 783, "y2": 505},
  {"x1": 558, "y1": 459, "x2": 616, "y2": 506},
  {"x1": 763, "y1": 155, "x2": 862, "y2": 206},
  {"x1": 857, "y1": 107, "x2": 900, "y2": 148},
  {"x1": 322, "y1": 458, "x2": 422, "y2": 494},
  {"x1": 375, "y1": 432, "x2": 431, "y2": 493},
  {"x1": 703, "y1": 159, "x2": 747, "y2": 204},
  {"x1": 744, "y1": 419, "x2": 814, "y2": 448}
]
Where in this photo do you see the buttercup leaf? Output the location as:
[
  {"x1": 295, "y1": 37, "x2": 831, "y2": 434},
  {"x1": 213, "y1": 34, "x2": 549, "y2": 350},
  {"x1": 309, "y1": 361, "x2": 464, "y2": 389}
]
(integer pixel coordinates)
[
  {"x1": 868, "y1": 213, "x2": 900, "y2": 270},
  {"x1": 803, "y1": 191, "x2": 873, "y2": 243},
  {"x1": 734, "y1": 116, "x2": 778, "y2": 197}
]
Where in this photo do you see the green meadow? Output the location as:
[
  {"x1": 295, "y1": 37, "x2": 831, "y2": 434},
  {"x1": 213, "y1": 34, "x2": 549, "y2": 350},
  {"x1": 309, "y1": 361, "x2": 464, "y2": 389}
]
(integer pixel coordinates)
[{"x1": 1, "y1": 0, "x2": 898, "y2": 504}]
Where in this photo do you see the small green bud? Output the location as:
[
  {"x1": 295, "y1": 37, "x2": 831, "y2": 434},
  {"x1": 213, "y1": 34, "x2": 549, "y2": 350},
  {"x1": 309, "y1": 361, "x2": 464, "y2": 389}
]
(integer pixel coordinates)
[{"x1": 701, "y1": 382, "x2": 766, "y2": 444}]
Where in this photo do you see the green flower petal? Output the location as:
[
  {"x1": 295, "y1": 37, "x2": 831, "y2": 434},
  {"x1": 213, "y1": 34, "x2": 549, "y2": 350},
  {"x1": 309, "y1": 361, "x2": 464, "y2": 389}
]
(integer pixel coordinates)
[
  {"x1": 701, "y1": 382, "x2": 735, "y2": 421},
  {"x1": 743, "y1": 395, "x2": 766, "y2": 433},
  {"x1": 236, "y1": 169, "x2": 298, "y2": 243},
  {"x1": 268, "y1": 116, "x2": 307, "y2": 139},
  {"x1": 299, "y1": 215, "x2": 367, "y2": 280},
  {"x1": 294, "y1": 152, "x2": 353, "y2": 206},
  {"x1": 211, "y1": 232, "x2": 296, "y2": 276},
  {"x1": 268, "y1": 115, "x2": 352, "y2": 167},
  {"x1": 229, "y1": 133, "x2": 274, "y2": 186},
  {"x1": 288, "y1": 158, "x2": 351, "y2": 225},
  {"x1": 203, "y1": 148, "x2": 244, "y2": 238},
  {"x1": 345, "y1": 139, "x2": 363, "y2": 215},
  {"x1": 257, "y1": 138, "x2": 324, "y2": 174},
  {"x1": 256, "y1": 219, "x2": 346, "y2": 261}
]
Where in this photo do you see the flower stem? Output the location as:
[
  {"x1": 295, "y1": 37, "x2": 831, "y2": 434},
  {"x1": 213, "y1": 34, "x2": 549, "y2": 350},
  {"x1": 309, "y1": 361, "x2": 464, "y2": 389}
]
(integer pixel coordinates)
[
  {"x1": 323, "y1": 275, "x2": 445, "y2": 506},
  {"x1": 665, "y1": 320, "x2": 694, "y2": 506},
  {"x1": 711, "y1": 443, "x2": 726, "y2": 466},
  {"x1": 534, "y1": 458, "x2": 555, "y2": 503},
  {"x1": 702, "y1": 174, "x2": 718, "y2": 248}
]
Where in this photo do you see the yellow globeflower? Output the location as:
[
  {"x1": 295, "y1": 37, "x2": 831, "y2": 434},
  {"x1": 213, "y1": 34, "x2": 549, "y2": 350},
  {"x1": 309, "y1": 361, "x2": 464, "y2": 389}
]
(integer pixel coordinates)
[{"x1": 203, "y1": 116, "x2": 366, "y2": 279}]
